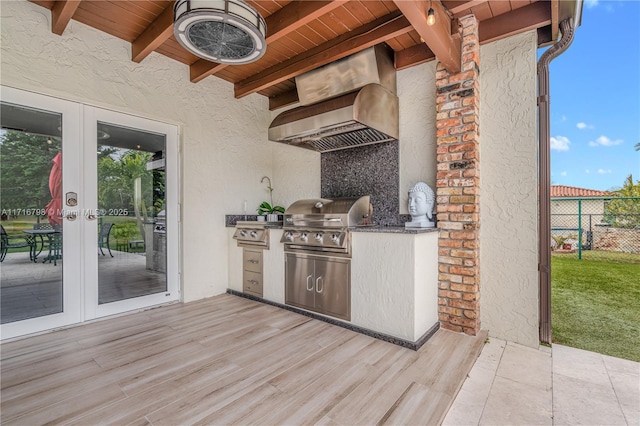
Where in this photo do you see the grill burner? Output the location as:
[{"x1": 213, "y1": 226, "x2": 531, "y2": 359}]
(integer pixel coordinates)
[{"x1": 233, "y1": 221, "x2": 269, "y2": 248}]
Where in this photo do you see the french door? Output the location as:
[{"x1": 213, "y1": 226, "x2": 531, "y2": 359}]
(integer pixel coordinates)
[{"x1": 0, "y1": 86, "x2": 180, "y2": 339}]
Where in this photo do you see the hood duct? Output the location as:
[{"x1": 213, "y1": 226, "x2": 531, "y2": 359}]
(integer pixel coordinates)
[{"x1": 268, "y1": 45, "x2": 399, "y2": 153}]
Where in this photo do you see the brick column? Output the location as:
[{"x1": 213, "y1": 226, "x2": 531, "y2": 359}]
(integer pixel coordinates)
[{"x1": 435, "y1": 15, "x2": 480, "y2": 335}]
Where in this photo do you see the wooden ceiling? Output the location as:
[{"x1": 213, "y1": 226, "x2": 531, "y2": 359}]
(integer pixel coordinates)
[{"x1": 29, "y1": 0, "x2": 561, "y2": 110}]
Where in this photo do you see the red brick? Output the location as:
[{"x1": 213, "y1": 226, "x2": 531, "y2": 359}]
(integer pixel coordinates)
[
  {"x1": 439, "y1": 264, "x2": 449, "y2": 273},
  {"x1": 438, "y1": 248, "x2": 451, "y2": 257},
  {"x1": 440, "y1": 256, "x2": 463, "y2": 265},
  {"x1": 463, "y1": 309, "x2": 477, "y2": 319},
  {"x1": 438, "y1": 273, "x2": 463, "y2": 283},
  {"x1": 462, "y1": 276, "x2": 477, "y2": 285},
  {"x1": 449, "y1": 266, "x2": 476, "y2": 276},
  {"x1": 436, "y1": 118, "x2": 461, "y2": 129},
  {"x1": 462, "y1": 292, "x2": 477, "y2": 301},
  {"x1": 437, "y1": 204, "x2": 463, "y2": 213},
  {"x1": 439, "y1": 239, "x2": 463, "y2": 248},
  {"x1": 439, "y1": 290, "x2": 462, "y2": 299},
  {"x1": 436, "y1": 145, "x2": 449, "y2": 154},
  {"x1": 437, "y1": 171, "x2": 462, "y2": 180},
  {"x1": 450, "y1": 249, "x2": 475, "y2": 259},
  {"x1": 450, "y1": 300, "x2": 478, "y2": 310},
  {"x1": 450, "y1": 283, "x2": 477, "y2": 293},
  {"x1": 441, "y1": 306, "x2": 463, "y2": 316}
]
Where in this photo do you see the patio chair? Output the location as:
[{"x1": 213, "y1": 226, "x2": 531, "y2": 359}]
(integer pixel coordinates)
[
  {"x1": 0, "y1": 224, "x2": 36, "y2": 262},
  {"x1": 98, "y1": 222, "x2": 114, "y2": 257},
  {"x1": 43, "y1": 232, "x2": 62, "y2": 266}
]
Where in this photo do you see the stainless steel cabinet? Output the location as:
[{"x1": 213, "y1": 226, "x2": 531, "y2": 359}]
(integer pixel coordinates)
[
  {"x1": 243, "y1": 248, "x2": 263, "y2": 297},
  {"x1": 285, "y1": 253, "x2": 350, "y2": 321}
]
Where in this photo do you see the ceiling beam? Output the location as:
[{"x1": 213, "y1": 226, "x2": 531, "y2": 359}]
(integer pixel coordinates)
[
  {"x1": 442, "y1": 0, "x2": 486, "y2": 15},
  {"x1": 269, "y1": 89, "x2": 300, "y2": 111},
  {"x1": 479, "y1": 1, "x2": 551, "y2": 44},
  {"x1": 132, "y1": 1, "x2": 175, "y2": 63},
  {"x1": 190, "y1": 0, "x2": 348, "y2": 83},
  {"x1": 234, "y1": 12, "x2": 411, "y2": 99},
  {"x1": 51, "y1": 0, "x2": 81, "y2": 35},
  {"x1": 393, "y1": 0, "x2": 461, "y2": 74},
  {"x1": 394, "y1": 43, "x2": 436, "y2": 70}
]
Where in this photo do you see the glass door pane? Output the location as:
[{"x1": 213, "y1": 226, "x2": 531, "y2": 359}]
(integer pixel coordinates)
[
  {"x1": 0, "y1": 103, "x2": 64, "y2": 323},
  {"x1": 96, "y1": 122, "x2": 167, "y2": 304}
]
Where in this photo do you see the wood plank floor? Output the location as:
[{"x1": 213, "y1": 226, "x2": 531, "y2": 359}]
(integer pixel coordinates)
[{"x1": 0, "y1": 294, "x2": 487, "y2": 425}]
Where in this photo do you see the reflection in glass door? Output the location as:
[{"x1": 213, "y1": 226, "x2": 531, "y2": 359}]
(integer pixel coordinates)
[
  {"x1": 96, "y1": 123, "x2": 167, "y2": 304},
  {"x1": 0, "y1": 105, "x2": 63, "y2": 323},
  {"x1": 83, "y1": 107, "x2": 179, "y2": 321},
  {"x1": 0, "y1": 87, "x2": 82, "y2": 339}
]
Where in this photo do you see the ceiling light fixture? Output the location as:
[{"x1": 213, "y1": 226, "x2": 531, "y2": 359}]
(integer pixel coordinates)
[
  {"x1": 427, "y1": 0, "x2": 436, "y2": 26},
  {"x1": 174, "y1": 0, "x2": 267, "y2": 65}
]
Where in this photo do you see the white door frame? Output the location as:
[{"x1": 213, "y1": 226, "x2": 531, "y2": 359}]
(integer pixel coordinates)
[
  {"x1": 1, "y1": 86, "x2": 181, "y2": 339},
  {"x1": 82, "y1": 106, "x2": 180, "y2": 320},
  {"x1": 1, "y1": 86, "x2": 83, "y2": 339}
]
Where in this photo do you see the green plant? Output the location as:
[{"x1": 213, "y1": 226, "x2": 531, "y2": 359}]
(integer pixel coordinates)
[
  {"x1": 258, "y1": 176, "x2": 284, "y2": 215},
  {"x1": 257, "y1": 202, "x2": 284, "y2": 215}
]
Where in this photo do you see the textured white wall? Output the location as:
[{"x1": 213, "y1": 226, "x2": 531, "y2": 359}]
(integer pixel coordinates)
[
  {"x1": 397, "y1": 62, "x2": 438, "y2": 214},
  {"x1": 480, "y1": 31, "x2": 539, "y2": 347},
  {"x1": 0, "y1": 1, "x2": 319, "y2": 302},
  {"x1": 352, "y1": 231, "x2": 439, "y2": 341}
]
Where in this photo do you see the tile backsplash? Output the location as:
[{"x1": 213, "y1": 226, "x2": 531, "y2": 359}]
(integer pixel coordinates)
[{"x1": 321, "y1": 141, "x2": 400, "y2": 226}]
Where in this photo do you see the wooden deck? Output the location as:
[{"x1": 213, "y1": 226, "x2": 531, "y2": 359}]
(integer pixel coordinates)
[{"x1": 0, "y1": 294, "x2": 486, "y2": 425}]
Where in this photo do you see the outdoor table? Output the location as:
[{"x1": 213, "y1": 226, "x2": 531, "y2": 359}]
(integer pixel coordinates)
[{"x1": 22, "y1": 229, "x2": 61, "y2": 263}]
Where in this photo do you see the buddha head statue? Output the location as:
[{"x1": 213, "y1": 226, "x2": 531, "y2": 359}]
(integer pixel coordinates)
[{"x1": 406, "y1": 182, "x2": 435, "y2": 228}]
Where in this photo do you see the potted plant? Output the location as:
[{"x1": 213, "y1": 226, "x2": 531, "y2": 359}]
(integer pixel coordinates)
[
  {"x1": 258, "y1": 176, "x2": 285, "y2": 222},
  {"x1": 257, "y1": 202, "x2": 285, "y2": 222}
]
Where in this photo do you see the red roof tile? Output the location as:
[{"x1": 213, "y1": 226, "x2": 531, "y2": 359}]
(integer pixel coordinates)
[{"x1": 551, "y1": 185, "x2": 613, "y2": 198}]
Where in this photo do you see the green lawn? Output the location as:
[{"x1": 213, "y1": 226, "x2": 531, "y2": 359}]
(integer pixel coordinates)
[{"x1": 552, "y1": 255, "x2": 640, "y2": 362}]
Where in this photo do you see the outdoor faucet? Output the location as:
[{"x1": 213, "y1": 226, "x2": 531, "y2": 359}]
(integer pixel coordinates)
[{"x1": 261, "y1": 176, "x2": 273, "y2": 207}]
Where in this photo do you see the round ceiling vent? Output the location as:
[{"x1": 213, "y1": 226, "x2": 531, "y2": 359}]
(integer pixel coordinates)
[{"x1": 174, "y1": 0, "x2": 267, "y2": 65}]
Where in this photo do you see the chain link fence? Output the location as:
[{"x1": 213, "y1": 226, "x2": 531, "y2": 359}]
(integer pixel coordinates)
[{"x1": 551, "y1": 197, "x2": 640, "y2": 263}]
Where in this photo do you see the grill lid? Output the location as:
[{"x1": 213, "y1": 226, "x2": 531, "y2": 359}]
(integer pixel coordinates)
[{"x1": 283, "y1": 196, "x2": 373, "y2": 228}]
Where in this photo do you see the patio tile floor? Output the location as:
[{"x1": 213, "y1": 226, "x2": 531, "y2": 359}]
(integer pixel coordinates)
[{"x1": 443, "y1": 338, "x2": 639, "y2": 425}]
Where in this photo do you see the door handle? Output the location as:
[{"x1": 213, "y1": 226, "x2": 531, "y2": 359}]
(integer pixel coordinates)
[
  {"x1": 306, "y1": 274, "x2": 313, "y2": 291},
  {"x1": 86, "y1": 210, "x2": 100, "y2": 221},
  {"x1": 315, "y1": 276, "x2": 323, "y2": 293},
  {"x1": 64, "y1": 211, "x2": 78, "y2": 221}
]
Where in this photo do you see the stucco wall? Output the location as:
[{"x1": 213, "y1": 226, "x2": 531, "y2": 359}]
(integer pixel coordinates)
[
  {"x1": 0, "y1": 0, "x2": 319, "y2": 302},
  {"x1": 480, "y1": 31, "x2": 539, "y2": 347},
  {"x1": 398, "y1": 62, "x2": 438, "y2": 214}
]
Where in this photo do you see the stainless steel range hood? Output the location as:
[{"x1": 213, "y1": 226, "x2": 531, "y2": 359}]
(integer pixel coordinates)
[{"x1": 268, "y1": 45, "x2": 399, "y2": 153}]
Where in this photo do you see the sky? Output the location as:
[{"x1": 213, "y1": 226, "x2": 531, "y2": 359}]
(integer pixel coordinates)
[{"x1": 547, "y1": 0, "x2": 640, "y2": 191}]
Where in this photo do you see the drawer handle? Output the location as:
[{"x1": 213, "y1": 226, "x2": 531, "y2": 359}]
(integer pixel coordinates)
[
  {"x1": 248, "y1": 259, "x2": 259, "y2": 264},
  {"x1": 306, "y1": 274, "x2": 313, "y2": 291},
  {"x1": 247, "y1": 279, "x2": 259, "y2": 285}
]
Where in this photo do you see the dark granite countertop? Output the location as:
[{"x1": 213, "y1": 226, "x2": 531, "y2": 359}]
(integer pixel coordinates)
[
  {"x1": 226, "y1": 215, "x2": 438, "y2": 234},
  {"x1": 349, "y1": 226, "x2": 439, "y2": 234}
]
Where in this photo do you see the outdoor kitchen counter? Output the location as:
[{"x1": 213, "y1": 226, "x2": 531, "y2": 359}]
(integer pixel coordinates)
[{"x1": 228, "y1": 227, "x2": 439, "y2": 344}]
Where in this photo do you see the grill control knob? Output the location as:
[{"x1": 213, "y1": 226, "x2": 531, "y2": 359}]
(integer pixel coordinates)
[
  {"x1": 239, "y1": 230, "x2": 247, "y2": 237},
  {"x1": 330, "y1": 233, "x2": 340, "y2": 244},
  {"x1": 314, "y1": 232, "x2": 323, "y2": 242},
  {"x1": 250, "y1": 231, "x2": 257, "y2": 239},
  {"x1": 300, "y1": 232, "x2": 308, "y2": 242},
  {"x1": 285, "y1": 231, "x2": 294, "y2": 242}
]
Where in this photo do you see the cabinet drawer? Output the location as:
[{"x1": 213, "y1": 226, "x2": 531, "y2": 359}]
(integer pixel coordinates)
[
  {"x1": 243, "y1": 249, "x2": 263, "y2": 273},
  {"x1": 243, "y1": 270, "x2": 263, "y2": 297}
]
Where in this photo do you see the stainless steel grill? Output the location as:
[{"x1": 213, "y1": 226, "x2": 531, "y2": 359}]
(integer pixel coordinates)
[
  {"x1": 281, "y1": 196, "x2": 372, "y2": 255},
  {"x1": 281, "y1": 196, "x2": 372, "y2": 321}
]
